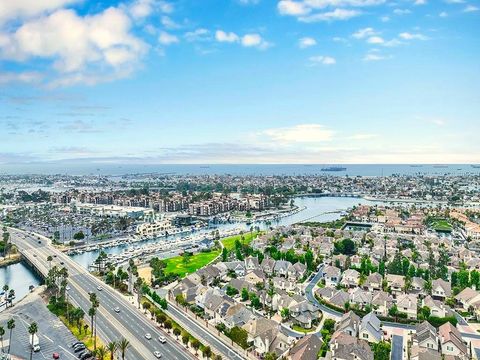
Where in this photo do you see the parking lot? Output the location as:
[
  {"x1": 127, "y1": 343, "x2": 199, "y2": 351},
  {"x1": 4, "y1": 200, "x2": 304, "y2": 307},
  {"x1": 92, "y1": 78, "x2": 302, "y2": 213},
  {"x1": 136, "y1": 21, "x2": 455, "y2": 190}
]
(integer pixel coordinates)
[{"x1": 0, "y1": 288, "x2": 78, "y2": 360}]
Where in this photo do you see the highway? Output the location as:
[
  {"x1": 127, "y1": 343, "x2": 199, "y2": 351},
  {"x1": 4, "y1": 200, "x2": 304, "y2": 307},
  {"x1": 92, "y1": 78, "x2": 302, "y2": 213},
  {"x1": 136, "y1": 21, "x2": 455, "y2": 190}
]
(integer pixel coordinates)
[{"x1": 9, "y1": 228, "x2": 192, "y2": 360}]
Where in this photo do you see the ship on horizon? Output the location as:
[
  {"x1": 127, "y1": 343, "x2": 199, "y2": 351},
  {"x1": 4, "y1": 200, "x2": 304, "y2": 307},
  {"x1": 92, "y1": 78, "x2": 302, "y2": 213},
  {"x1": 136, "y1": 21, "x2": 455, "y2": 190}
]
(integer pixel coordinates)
[{"x1": 321, "y1": 166, "x2": 347, "y2": 172}]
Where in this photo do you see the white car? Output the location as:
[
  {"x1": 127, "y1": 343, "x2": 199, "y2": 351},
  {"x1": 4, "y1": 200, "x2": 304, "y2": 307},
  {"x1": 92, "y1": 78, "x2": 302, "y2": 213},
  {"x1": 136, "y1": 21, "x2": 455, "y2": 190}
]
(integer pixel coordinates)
[
  {"x1": 97, "y1": 286, "x2": 103, "y2": 291},
  {"x1": 114, "y1": 307, "x2": 120, "y2": 313},
  {"x1": 158, "y1": 336, "x2": 166, "y2": 343},
  {"x1": 66, "y1": 286, "x2": 71, "y2": 291},
  {"x1": 145, "y1": 333, "x2": 152, "y2": 340},
  {"x1": 153, "y1": 351, "x2": 162, "y2": 358}
]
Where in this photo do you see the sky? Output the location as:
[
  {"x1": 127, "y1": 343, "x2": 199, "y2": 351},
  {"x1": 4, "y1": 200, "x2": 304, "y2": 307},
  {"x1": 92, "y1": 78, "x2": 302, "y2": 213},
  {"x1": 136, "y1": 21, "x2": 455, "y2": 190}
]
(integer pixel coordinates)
[{"x1": 0, "y1": 0, "x2": 479, "y2": 166}]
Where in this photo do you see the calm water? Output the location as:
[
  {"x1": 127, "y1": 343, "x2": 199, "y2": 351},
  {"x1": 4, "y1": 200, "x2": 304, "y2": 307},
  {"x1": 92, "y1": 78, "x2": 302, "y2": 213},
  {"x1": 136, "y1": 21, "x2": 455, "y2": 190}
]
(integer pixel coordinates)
[
  {"x1": 0, "y1": 196, "x2": 380, "y2": 289},
  {"x1": 0, "y1": 262, "x2": 41, "y2": 305},
  {"x1": 1, "y1": 163, "x2": 479, "y2": 176},
  {"x1": 70, "y1": 196, "x2": 375, "y2": 268}
]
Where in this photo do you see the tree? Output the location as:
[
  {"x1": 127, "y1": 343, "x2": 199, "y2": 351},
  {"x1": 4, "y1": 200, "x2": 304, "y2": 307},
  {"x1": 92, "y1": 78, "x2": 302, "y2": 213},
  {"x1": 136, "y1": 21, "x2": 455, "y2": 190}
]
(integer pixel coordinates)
[
  {"x1": 226, "y1": 286, "x2": 239, "y2": 297},
  {"x1": 164, "y1": 320, "x2": 173, "y2": 333},
  {"x1": 173, "y1": 327, "x2": 181, "y2": 340},
  {"x1": 241, "y1": 288, "x2": 249, "y2": 302},
  {"x1": 28, "y1": 322, "x2": 38, "y2": 360},
  {"x1": 7, "y1": 318, "x2": 15, "y2": 354},
  {"x1": 182, "y1": 333, "x2": 189, "y2": 347},
  {"x1": 305, "y1": 249, "x2": 314, "y2": 271},
  {"x1": 222, "y1": 248, "x2": 229, "y2": 262},
  {"x1": 191, "y1": 339, "x2": 200, "y2": 355},
  {"x1": 229, "y1": 326, "x2": 249, "y2": 349},
  {"x1": 265, "y1": 352, "x2": 278, "y2": 360},
  {"x1": 95, "y1": 345, "x2": 107, "y2": 360},
  {"x1": 372, "y1": 341, "x2": 391, "y2": 360},
  {"x1": 182, "y1": 252, "x2": 192, "y2": 265},
  {"x1": 118, "y1": 338, "x2": 130, "y2": 360},
  {"x1": 0, "y1": 326, "x2": 4, "y2": 353},
  {"x1": 202, "y1": 346, "x2": 212, "y2": 359},
  {"x1": 107, "y1": 341, "x2": 117, "y2": 360},
  {"x1": 73, "y1": 231, "x2": 85, "y2": 240},
  {"x1": 280, "y1": 308, "x2": 290, "y2": 321},
  {"x1": 334, "y1": 238, "x2": 355, "y2": 255}
]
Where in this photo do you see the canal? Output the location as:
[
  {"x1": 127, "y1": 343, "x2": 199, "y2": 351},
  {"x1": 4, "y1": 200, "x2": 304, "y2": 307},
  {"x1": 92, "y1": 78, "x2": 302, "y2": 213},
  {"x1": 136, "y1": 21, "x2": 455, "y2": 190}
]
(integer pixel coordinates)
[{"x1": 0, "y1": 196, "x2": 375, "y2": 303}]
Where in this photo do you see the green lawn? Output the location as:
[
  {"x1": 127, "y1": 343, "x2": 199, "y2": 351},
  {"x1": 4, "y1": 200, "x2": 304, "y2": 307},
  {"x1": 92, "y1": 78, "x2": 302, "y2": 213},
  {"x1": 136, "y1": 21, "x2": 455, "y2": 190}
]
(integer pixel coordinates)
[
  {"x1": 430, "y1": 219, "x2": 453, "y2": 232},
  {"x1": 164, "y1": 250, "x2": 221, "y2": 277},
  {"x1": 163, "y1": 231, "x2": 261, "y2": 278},
  {"x1": 221, "y1": 231, "x2": 260, "y2": 250},
  {"x1": 291, "y1": 324, "x2": 317, "y2": 333}
]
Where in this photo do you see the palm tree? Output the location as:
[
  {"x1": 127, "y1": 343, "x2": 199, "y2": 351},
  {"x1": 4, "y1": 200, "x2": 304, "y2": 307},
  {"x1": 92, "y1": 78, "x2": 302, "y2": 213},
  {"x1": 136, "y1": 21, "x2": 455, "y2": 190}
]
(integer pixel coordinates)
[
  {"x1": 28, "y1": 322, "x2": 38, "y2": 360},
  {"x1": 7, "y1": 318, "x2": 15, "y2": 354},
  {"x1": 95, "y1": 345, "x2": 107, "y2": 360},
  {"x1": 0, "y1": 325, "x2": 4, "y2": 353},
  {"x1": 107, "y1": 341, "x2": 117, "y2": 360},
  {"x1": 47, "y1": 255, "x2": 53, "y2": 270},
  {"x1": 2, "y1": 285, "x2": 8, "y2": 308},
  {"x1": 118, "y1": 338, "x2": 130, "y2": 360}
]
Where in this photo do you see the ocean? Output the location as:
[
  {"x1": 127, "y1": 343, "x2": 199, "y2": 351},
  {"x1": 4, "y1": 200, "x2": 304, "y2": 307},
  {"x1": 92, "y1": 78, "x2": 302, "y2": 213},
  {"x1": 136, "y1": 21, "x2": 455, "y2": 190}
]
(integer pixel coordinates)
[{"x1": 0, "y1": 163, "x2": 479, "y2": 176}]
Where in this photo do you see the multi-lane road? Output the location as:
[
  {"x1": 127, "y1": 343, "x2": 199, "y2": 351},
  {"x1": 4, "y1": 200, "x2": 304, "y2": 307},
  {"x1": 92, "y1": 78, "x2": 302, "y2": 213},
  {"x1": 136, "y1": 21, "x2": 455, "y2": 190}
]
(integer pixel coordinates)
[{"x1": 9, "y1": 228, "x2": 192, "y2": 360}]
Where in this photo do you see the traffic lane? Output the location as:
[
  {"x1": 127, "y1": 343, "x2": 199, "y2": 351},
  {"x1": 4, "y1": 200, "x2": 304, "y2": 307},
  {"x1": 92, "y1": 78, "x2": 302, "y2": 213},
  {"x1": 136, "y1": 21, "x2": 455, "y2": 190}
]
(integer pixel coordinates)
[
  {"x1": 66, "y1": 285, "x2": 145, "y2": 360},
  {"x1": 71, "y1": 273, "x2": 191, "y2": 360},
  {"x1": 166, "y1": 303, "x2": 246, "y2": 360},
  {"x1": 19, "y1": 240, "x2": 173, "y2": 360}
]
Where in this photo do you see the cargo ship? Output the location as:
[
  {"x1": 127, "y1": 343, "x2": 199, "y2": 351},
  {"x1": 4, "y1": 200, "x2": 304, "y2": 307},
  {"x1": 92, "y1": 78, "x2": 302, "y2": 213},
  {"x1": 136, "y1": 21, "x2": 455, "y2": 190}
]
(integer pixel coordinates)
[{"x1": 321, "y1": 166, "x2": 347, "y2": 172}]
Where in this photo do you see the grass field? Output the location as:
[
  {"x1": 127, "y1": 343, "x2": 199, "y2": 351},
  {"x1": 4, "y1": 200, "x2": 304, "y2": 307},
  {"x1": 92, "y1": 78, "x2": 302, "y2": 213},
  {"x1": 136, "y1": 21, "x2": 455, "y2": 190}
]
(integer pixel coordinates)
[
  {"x1": 163, "y1": 250, "x2": 221, "y2": 277},
  {"x1": 430, "y1": 219, "x2": 453, "y2": 232},
  {"x1": 221, "y1": 231, "x2": 260, "y2": 250},
  {"x1": 163, "y1": 231, "x2": 261, "y2": 277},
  {"x1": 291, "y1": 324, "x2": 317, "y2": 333}
]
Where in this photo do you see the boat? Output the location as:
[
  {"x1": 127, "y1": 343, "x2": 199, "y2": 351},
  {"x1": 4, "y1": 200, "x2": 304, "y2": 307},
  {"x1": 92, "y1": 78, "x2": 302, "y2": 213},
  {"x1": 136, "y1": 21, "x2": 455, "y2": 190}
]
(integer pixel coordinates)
[
  {"x1": 471, "y1": 165, "x2": 480, "y2": 169},
  {"x1": 321, "y1": 166, "x2": 347, "y2": 172}
]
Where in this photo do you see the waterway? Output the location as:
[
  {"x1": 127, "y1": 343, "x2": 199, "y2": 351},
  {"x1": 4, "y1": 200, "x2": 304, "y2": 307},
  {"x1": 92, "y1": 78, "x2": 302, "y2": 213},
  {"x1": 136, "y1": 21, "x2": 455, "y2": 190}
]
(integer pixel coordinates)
[{"x1": 0, "y1": 196, "x2": 375, "y2": 299}]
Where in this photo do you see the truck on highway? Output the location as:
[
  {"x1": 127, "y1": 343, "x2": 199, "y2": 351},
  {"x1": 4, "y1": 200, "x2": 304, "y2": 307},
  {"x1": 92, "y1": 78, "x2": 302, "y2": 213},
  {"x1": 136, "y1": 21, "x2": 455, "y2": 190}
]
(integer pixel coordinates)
[{"x1": 30, "y1": 334, "x2": 40, "y2": 352}]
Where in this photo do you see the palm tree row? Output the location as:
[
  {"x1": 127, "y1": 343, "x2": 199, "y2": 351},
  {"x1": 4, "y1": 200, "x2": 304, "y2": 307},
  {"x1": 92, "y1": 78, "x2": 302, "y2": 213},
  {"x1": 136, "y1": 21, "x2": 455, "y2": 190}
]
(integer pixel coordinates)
[{"x1": 93, "y1": 339, "x2": 130, "y2": 360}]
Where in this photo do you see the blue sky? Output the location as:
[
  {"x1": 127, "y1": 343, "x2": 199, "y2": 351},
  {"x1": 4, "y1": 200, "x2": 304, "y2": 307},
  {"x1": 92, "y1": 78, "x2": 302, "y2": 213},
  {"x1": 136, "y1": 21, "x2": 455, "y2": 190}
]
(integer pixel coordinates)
[{"x1": 0, "y1": 0, "x2": 479, "y2": 165}]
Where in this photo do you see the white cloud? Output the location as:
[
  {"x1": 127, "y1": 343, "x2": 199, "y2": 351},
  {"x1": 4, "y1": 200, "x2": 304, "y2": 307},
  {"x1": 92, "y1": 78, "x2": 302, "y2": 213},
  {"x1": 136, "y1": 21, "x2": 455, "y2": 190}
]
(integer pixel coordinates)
[
  {"x1": 363, "y1": 53, "x2": 388, "y2": 61},
  {"x1": 352, "y1": 27, "x2": 377, "y2": 39},
  {"x1": 215, "y1": 30, "x2": 240, "y2": 43},
  {"x1": 309, "y1": 55, "x2": 336, "y2": 65},
  {"x1": 0, "y1": 7, "x2": 147, "y2": 86},
  {"x1": 299, "y1": 8, "x2": 361, "y2": 22},
  {"x1": 367, "y1": 36, "x2": 384, "y2": 44},
  {"x1": 399, "y1": 32, "x2": 428, "y2": 40},
  {"x1": 158, "y1": 31, "x2": 179, "y2": 45},
  {"x1": 300, "y1": 0, "x2": 385, "y2": 8},
  {"x1": 298, "y1": 37, "x2": 317, "y2": 48},
  {"x1": 439, "y1": 11, "x2": 448, "y2": 17},
  {"x1": 0, "y1": 0, "x2": 78, "y2": 24},
  {"x1": 161, "y1": 16, "x2": 180, "y2": 29},
  {"x1": 393, "y1": 8, "x2": 412, "y2": 15},
  {"x1": 0, "y1": 71, "x2": 44, "y2": 84},
  {"x1": 241, "y1": 33, "x2": 270, "y2": 49},
  {"x1": 413, "y1": 0, "x2": 427, "y2": 5},
  {"x1": 380, "y1": 15, "x2": 390, "y2": 22},
  {"x1": 278, "y1": 0, "x2": 311, "y2": 16},
  {"x1": 184, "y1": 28, "x2": 211, "y2": 42},
  {"x1": 464, "y1": 5, "x2": 479, "y2": 12},
  {"x1": 261, "y1": 124, "x2": 335, "y2": 143},
  {"x1": 349, "y1": 133, "x2": 378, "y2": 139}
]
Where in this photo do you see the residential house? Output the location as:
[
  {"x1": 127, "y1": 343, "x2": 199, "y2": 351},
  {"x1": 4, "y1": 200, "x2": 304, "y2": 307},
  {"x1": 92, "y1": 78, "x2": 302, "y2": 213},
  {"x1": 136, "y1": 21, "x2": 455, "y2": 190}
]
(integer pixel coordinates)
[
  {"x1": 432, "y1": 278, "x2": 451, "y2": 300},
  {"x1": 371, "y1": 291, "x2": 394, "y2": 317},
  {"x1": 413, "y1": 320, "x2": 439, "y2": 351},
  {"x1": 410, "y1": 346, "x2": 441, "y2": 360},
  {"x1": 223, "y1": 303, "x2": 256, "y2": 330},
  {"x1": 350, "y1": 288, "x2": 372, "y2": 310},
  {"x1": 363, "y1": 272, "x2": 383, "y2": 292},
  {"x1": 359, "y1": 312, "x2": 382, "y2": 343},
  {"x1": 335, "y1": 311, "x2": 361, "y2": 337},
  {"x1": 411, "y1": 277, "x2": 426, "y2": 296},
  {"x1": 340, "y1": 269, "x2": 360, "y2": 289},
  {"x1": 274, "y1": 260, "x2": 291, "y2": 278},
  {"x1": 289, "y1": 301, "x2": 321, "y2": 329},
  {"x1": 439, "y1": 322, "x2": 468, "y2": 359},
  {"x1": 288, "y1": 262, "x2": 307, "y2": 281},
  {"x1": 386, "y1": 274, "x2": 405, "y2": 296},
  {"x1": 245, "y1": 256, "x2": 260, "y2": 271},
  {"x1": 423, "y1": 295, "x2": 452, "y2": 318},
  {"x1": 287, "y1": 334, "x2": 322, "y2": 360},
  {"x1": 455, "y1": 287, "x2": 480, "y2": 312},
  {"x1": 329, "y1": 332, "x2": 374, "y2": 360},
  {"x1": 396, "y1": 294, "x2": 418, "y2": 319},
  {"x1": 323, "y1": 265, "x2": 341, "y2": 287},
  {"x1": 262, "y1": 257, "x2": 276, "y2": 276}
]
